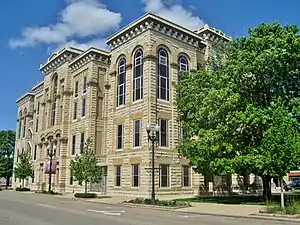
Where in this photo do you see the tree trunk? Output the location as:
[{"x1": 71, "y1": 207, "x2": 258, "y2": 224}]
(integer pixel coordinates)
[
  {"x1": 262, "y1": 176, "x2": 272, "y2": 202},
  {"x1": 5, "y1": 176, "x2": 9, "y2": 189},
  {"x1": 22, "y1": 179, "x2": 25, "y2": 188},
  {"x1": 85, "y1": 182, "x2": 88, "y2": 194}
]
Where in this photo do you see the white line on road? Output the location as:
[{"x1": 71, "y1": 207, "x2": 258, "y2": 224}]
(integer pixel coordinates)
[
  {"x1": 36, "y1": 203, "x2": 56, "y2": 209},
  {"x1": 87, "y1": 209, "x2": 125, "y2": 216}
]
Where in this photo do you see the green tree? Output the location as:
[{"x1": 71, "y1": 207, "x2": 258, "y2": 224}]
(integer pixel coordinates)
[
  {"x1": 14, "y1": 151, "x2": 33, "y2": 188},
  {"x1": 176, "y1": 22, "x2": 300, "y2": 201},
  {"x1": 0, "y1": 130, "x2": 15, "y2": 188},
  {"x1": 70, "y1": 138, "x2": 102, "y2": 194}
]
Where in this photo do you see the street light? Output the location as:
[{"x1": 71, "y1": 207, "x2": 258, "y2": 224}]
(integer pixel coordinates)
[
  {"x1": 47, "y1": 139, "x2": 57, "y2": 193},
  {"x1": 146, "y1": 123, "x2": 160, "y2": 201}
]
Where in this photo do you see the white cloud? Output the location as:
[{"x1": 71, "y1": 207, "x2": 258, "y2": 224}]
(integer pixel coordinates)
[
  {"x1": 142, "y1": 0, "x2": 205, "y2": 30},
  {"x1": 9, "y1": 0, "x2": 122, "y2": 49}
]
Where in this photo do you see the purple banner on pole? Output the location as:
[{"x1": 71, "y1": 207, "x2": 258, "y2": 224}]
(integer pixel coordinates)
[{"x1": 44, "y1": 158, "x2": 57, "y2": 174}]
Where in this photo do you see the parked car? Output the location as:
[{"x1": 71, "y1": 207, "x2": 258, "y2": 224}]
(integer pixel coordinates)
[{"x1": 284, "y1": 180, "x2": 300, "y2": 191}]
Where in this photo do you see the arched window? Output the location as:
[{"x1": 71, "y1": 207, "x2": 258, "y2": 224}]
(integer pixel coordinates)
[
  {"x1": 18, "y1": 111, "x2": 22, "y2": 139},
  {"x1": 133, "y1": 49, "x2": 143, "y2": 101},
  {"x1": 23, "y1": 109, "x2": 27, "y2": 138},
  {"x1": 51, "y1": 76, "x2": 58, "y2": 126},
  {"x1": 157, "y1": 48, "x2": 169, "y2": 101},
  {"x1": 117, "y1": 58, "x2": 126, "y2": 107},
  {"x1": 178, "y1": 56, "x2": 189, "y2": 72}
]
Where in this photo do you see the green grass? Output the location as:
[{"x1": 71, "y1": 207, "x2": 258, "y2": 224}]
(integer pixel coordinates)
[{"x1": 175, "y1": 194, "x2": 300, "y2": 206}]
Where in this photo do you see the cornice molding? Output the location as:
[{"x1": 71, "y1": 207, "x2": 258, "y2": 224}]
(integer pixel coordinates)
[
  {"x1": 106, "y1": 13, "x2": 205, "y2": 50},
  {"x1": 195, "y1": 25, "x2": 231, "y2": 44}
]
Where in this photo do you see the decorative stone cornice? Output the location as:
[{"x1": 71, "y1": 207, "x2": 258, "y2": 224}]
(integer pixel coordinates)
[
  {"x1": 106, "y1": 13, "x2": 205, "y2": 50},
  {"x1": 16, "y1": 93, "x2": 34, "y2": 105},
  {"x1": 194, "y1": 24, "x2": 231, "y2": 44},
  {"x1": 40, "y1": 47, "x2": 83, "y2": 74},
  {"x1": 143, "y1": 54, "x2": 157, "y2": 61},
  {"x1": 69, "y1": 47, "x2": 111, "y2": 73},
  {"x1": 109, "y1": 71, "x2": 117, "y2": 77},
  {"x1": 31, "y1": 81, "x2": 44, "y2": 94}
]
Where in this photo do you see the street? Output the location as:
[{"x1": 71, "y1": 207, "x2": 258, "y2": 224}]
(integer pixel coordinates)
[{"x1": 0, "y1": 191, "x2": 297, "y2": 225}]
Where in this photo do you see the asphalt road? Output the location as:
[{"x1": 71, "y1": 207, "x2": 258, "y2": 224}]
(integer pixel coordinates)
[{"x1": 0, "y1": 191, "x2": 297, "y2": 225}]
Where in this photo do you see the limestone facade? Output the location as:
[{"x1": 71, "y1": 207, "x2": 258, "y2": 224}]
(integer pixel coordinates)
[{"x1": 12, "y1": 13, "x2": 233, "y2": 197}]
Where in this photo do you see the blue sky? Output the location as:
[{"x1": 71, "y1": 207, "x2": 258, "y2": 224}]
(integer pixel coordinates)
[{"x1": 0, "y1": 0, "x2": 299, "y2": 131}]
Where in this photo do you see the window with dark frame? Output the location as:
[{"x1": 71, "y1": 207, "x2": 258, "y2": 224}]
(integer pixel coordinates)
[
  {"x1": 117, "y1": 124, "x2": 124, "y2": 150},
  {"x1": 80, "y1": 132, "x2": 85, "y2": 152},
  {"x1": 32, "y1": 171, "x2": 34, "y2": 183},
  {"x1": 133, "y1": 49, "x2": 143, "y2": 101},
  {"x1": 157, "y1": 48, "x2": 169, "y2": 101},
  {"x1": 73, "y1": 102, "x2": 77, "y2": 120},
  {"x1": 83, "y1": 76, "x2": 87, "y2": 94},
  {"x1": 33, "y1": 145, "x2": 37, "y2": 160},
  {"x1": 132, "y1": 164, "x2": 140, "y2": 187},
  {"x1": 74, "y1": 81, "x2": 79, "y2": 97},
  {"x1": 70, "y1": 170, "x2": 73, "y2": 185},
  {"x1": 72, "y1": 135, "x2": 76, "y2": 155},
  {"x1": 159, "y1": 119, "x2": 168, "y2": 147},
  {"x1": 159, "y1": 164, "x2": 170, "y2": 187},
  {"x1": 82, "y1": 98, "x2": 86, "y2": 117},
  {"x1": 133, "y1": 120, "x2": 141, "y2": 147},
  {"x1": 182, "y1": 165, "x2": 190, "y2": 187},
  {"x1": 115, "y1": 165, "x2": 121, "y2": 186},
  {"x1": 51, "y1": 76, "x2": 58, "y2": 126},
  {"x1": 117, "y1": 58, "x2": 126, "y2": 107}
]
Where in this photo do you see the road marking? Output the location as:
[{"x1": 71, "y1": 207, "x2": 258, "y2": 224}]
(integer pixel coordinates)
[
  {"x1": 37, "y1": 203, "x2": 56, "y2": 209},
  {"x1": 178, "y1": 214, "x2": 202, "y2": 218},
  {"x1": 87, "y1": 209, "x2": 125, "y2": 216}
]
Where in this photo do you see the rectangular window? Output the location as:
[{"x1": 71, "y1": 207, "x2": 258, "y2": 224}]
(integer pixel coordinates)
[
  {"x1": 80, "y1": 132, "x2": 85, "y2": 152},
  {"x1": 23, "y1": 119, "x2": 26, "y2": 138},
  {"x1": 115, "y1": 165, "x2": 121, "y2": 187},
  {"x1": 82, "y1": 98, "x2": 86, "y2": 117},
  {"x1": 133, "y1": 120, "x2": 141, "y2": 147},
  {"x1": 33, "y1": 145, "x2": 37, "y2": 160},
  {"x1": 37, "y1": 102, "x2": 40, "y2": 115},
  {"x1": 83, "y1": 77, "x2": 87, "y2": 94},
  {"x1": 73, "y1": 102, "x2": 77, "y2": 120},
  {"x1": 70, "y1": 170, "x2": 73, "y2": 185},
  {"x1": 132, "y1": 164, "x2": 140, "y2": 187},
  {"x1": 32, "y1": 171, "x2": 35, "y2": 183},
  {"x1": 18, "y1": 121, "x2": 22, "y2": 139},
  {"x1": 74, "y1": 81, "x2": 79, "y2": 97},
  {"x1": 35, "y1": 118, "x2": 39, "y2": 133},
  {"x1": 159, "y1": 119, "x2": 168, "y2": 147},
  {"x1": 116, "y1": 124, "x2": 124, "y2": 150},
  {"x1": 182, "y1": 166, "x2": 190, "y2": 187},
  {"x1": 159, "y1": 164, "x2": 170, "y2": 187},
  {"x1": 72, "y1": 135, "x2": 76, "y2": 155}
]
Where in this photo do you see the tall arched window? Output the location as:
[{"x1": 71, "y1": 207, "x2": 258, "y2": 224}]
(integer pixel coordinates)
[
  {"x1": 23, "y1": 109, "x2": 27, "y2": 138},
  {"x1": 178, "y1": 55, "x2": 189, "y2": 82},
  {"x1": 117, "y1": 58, "x2": 126, "y2": 107},
  {"x1": 157, "y1": 48, "x2": 169, "y2": 101},
  {"x1": 18, "y1": 111, "x2": 22, "y2": 139},
  {"x1": 51, "y1": 76, "x2": 58, "y2": 126},
  {"x1": 133, "y1": 49, "x2": 143, "y2": 101}
]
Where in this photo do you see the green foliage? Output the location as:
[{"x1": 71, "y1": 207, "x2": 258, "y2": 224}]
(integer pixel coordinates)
[
  {"x1": 260, "y1": 199, "x2": 300, "y2": 215},
  {"x1": 74, "y1": 193, "x2": 97, "y2": 198},
  {"x1": 13, "y1": 151, "x2": 33, "y2": 187},
  {"x1": 125, "y1": 198, "x2": 191, "y2": 207},
  {"x1": 35, "y1": 190, "x2": 61, "y2": 195},
  {"x1": 15, "y1": 187, "x2": 30, "y2": 192},
  {"x1": 70, "y1": 138, "x2": 102, "y2": 193},
  {"x1": 176, "y1": 22, "x2": 300, "y2": 192},
  {"x1": 0, "y1": 130, "x2": 15, "y2": 182}
]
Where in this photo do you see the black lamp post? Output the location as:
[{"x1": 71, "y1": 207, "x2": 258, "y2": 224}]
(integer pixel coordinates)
[
  {"x1": 145, "y1": 123, "x2": 160, "y2": 202},
  {"x1": 47, "y1": 139, "x2": 57, "y2": 193}
]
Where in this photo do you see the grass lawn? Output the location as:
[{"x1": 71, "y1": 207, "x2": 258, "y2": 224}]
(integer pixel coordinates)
[{"x1": 175, "y1": 193, "x2": 300, "y2": 206}]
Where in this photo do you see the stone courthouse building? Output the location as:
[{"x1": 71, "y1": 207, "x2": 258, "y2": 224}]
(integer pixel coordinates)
[{"x1": 13, "y1": 13, "x2": 239, "y2": 197}]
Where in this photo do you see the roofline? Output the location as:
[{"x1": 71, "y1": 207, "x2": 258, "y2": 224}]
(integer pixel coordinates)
[
  {"x1": 195, "y1": 25, "x2": 232, "y2": 41},
  {"x1": 106, "y1": 12, "x2": 205, "y2": 45},
  {"x1": 31, "y1": 81, "x2": 44, "y2": 91},
  {"x1": 39, "y1": 46, "x2": 84, "y2": 71},
  {"x1": 69, "y1": 47, "x2": 110, "y2": 66},
  {"x1": 16, "y1": 92, "x2": 34, "y2": 104}
]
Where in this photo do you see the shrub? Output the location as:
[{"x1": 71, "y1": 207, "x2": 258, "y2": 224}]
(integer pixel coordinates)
[
  {"x1": 35, "y1": 190, "x2": 61, "y2": 195},
  {"x1": 16, "y1": 187, "x2": 30, "y2": 192},
  {"x1": 260, "y1": 200, "x2": 300, "y2": 215},
  {"x1": 125, "y1": 198, "x2": 191, "y2": 207},
  {"x1": 74, "y1": 193, "x2": 97, "y2": 198},
  {"x1": 0, "y1": 187, "x2": 2, "y2": 191}
]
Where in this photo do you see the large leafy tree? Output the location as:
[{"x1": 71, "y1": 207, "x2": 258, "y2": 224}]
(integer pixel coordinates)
[
  {"x1": 70, "y1": 138, "x2": 102, "y2": 194},
  {"x1": 14, "y1": 151, "x2": 33, "y2": 188},
  {"x1": 0, "y1": 130, "x2": 15, "y2": 188},
  {"x1": 176, "y1": 22, "x2": 300, "y2": 201}
]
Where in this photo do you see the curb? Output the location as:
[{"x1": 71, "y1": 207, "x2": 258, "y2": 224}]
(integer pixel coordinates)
[{"x1": 122, "y1": 203, "x2": 190, "y2": 210}]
